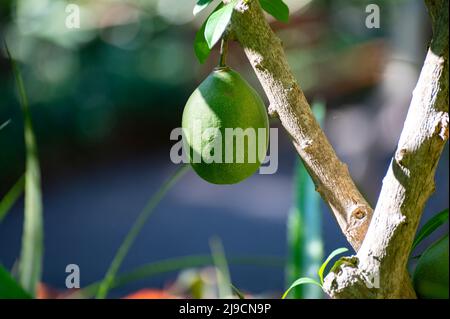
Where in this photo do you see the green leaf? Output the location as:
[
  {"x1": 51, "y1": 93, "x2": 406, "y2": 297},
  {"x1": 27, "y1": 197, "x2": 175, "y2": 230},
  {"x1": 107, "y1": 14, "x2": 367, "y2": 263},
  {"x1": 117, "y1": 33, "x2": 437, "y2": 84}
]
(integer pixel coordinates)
[
  {"x1": 231, "y1": 283, "x2": 245, "y2": 299},
  {"x1": 0, "y1": 119, "x2": 11, "y2": 131},
  {"x1": 76, "y1": 255, "x2": 284, "y2": 298},
  {"x1": 193, "y1": 0, "x2": 214, "y2": 16},
  {"x1": 286, "y1": 101, "x2": 326, "y2": 299},
  {"x1": 282, "y1": 277, "x2": 322, "y2": 299},
  {"x1": 204, "y1": 0, "x2": 236, "y2": 49},
  {"x1": 318, "y1": 247, "x2": 348, "y2": 284},
  {"x1": 0, "y1": 265, "x2": 32, "y2": 299},
  {"x1": 95, "y1": 165, "x2": 189, "y2": 299},
  {"x1": 0, "y1": 175, "x2": 25, "y2": 222},
  {"x1": 329, "y1": 257, "x2": 357, "y2": 274},
  {"x1": 209, "y1": 236, "x2": 233, "y2": 299},
  {"x1": 194, "y1": 20, "x2": 211, "y2": 64},
  {"x1": 194, "y1": 2, "x2": 224, "y2": 64},
  {"x1": 259, "y1": 0, "x2": 290, "y2": 23},
  {"x1": 412, "y1": 209, "x2": 449, "y2": 251},
  {"x1": 5, "y1": 42, "x2": 44, "y2": 297}
]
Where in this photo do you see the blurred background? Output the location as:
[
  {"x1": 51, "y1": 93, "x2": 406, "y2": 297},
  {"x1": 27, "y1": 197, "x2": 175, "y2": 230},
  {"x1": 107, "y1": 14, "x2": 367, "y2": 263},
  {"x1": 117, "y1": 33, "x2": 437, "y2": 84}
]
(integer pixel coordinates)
[{"x1": 0, "y1": 0, "x2": 448, "y2": 298}]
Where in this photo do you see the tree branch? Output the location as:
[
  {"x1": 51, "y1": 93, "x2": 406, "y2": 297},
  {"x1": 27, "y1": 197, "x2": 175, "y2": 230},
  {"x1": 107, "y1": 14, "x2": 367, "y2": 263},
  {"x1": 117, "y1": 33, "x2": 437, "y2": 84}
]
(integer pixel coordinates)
[
  {"x1": 229, "y1": 0, "x2": 372, "y2": 251},
  {"x1": 323, "y1": 0, "x2": 448, "y2": 299}
]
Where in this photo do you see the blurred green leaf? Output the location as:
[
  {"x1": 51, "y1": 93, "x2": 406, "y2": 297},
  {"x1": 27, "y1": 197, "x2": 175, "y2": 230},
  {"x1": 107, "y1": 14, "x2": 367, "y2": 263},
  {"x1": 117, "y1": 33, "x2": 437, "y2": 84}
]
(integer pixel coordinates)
[
  {"x1": 95, "y1": 165, "x2": 189, "y2": 299},
  {"x1": 286, "y1": 101, "x2": 325, "y2": 299},
  {"x1": 194, "y1": 2, "x2": 225, "y2": 64},
  {"x1": 0, "y1": 265, "x2": 32, "y2": 299},
  {"x1": 282, "y1": 277, "x2": 322, "y2": 299},
  {"x1": 231, "y1": 283, "x2": 245, "y2": 299},
  {"x1": 329, "y1": 256, "x2": 358, "y2": 275},
  {"x1": 0, "y1": 175, "x2": 25, "y2": 223},
  {"x1": 259, "y1": 0, "x2": 289, "y2": 23},
  {"x1": 286, "y1": 208, "x2": 302, "y2": 297},
  {"x1": 412, "y1": 209, "x2": 449, "y2": 252},
  {"x1": 194, "y1": 0, "x2": 214, "y2": 16},
  {"x1": 413, "y1": 234, "x2": 449, "y2": 299},
  {"x1": 0, "y1": 119, "x2": 11, "y2": 131},
  {"x1": 6, "y1": 43, "x2": 44, "y2": 297},
  {"x1": 77, "y1": 255, "x2": 284, "y2": 298},
  {"x1": 210, "y1": 236, "x2": 233, "y2": 298},
  {"x1": 204, "y1": 0, "x2": 236, "y2": 49},
  {"x1": 318, "y1": 247, "x2": 348, "y2": 284},
  {"x1": 195, "y1": 19, "x2": 211, "y2": 64}
]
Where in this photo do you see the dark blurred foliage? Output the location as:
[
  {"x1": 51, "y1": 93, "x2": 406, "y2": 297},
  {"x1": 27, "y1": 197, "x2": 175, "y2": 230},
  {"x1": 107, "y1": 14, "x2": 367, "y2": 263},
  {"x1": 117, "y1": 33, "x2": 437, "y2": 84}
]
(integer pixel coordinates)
[
  {"x1": 0, "y1": 0, "x2": 417, "y2": 190},
  {"x1": 1, "y1": 1, "x2": 200, "y2": 187}
]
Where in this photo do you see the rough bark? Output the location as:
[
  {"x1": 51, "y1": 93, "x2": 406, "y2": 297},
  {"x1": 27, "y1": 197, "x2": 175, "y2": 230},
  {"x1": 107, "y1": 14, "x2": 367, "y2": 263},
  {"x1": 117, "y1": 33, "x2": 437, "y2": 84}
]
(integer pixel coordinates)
[
  {"x1": 228, "y1": 0, "x2": 448, "y2": 298},
  {"x1": 323, "y1": 0, "x2": 448, "y2": 299},
  {"x1": 229, "y1": 0, "x2": 372, "y2": 251}
]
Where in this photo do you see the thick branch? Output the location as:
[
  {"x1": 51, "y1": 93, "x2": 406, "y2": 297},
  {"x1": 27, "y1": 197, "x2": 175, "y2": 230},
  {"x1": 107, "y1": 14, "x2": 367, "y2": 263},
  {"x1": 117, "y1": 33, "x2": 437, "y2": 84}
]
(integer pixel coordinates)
[
  {"x1": 230, "y1": 0, "x2": 372, "y2": 251},
  {"x1": 324, "y1": 0, "x2": 449, "y2": 299}
]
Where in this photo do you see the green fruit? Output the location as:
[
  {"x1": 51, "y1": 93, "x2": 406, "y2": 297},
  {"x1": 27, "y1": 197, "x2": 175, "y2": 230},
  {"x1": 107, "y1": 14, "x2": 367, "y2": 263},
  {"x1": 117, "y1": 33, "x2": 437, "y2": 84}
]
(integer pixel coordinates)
[
  {"x1": 413, "y1": 234, "x2": 449, "y2": 299},
  {"x1": 182, "y1": 67, "x2": 269, "y2": 184}
]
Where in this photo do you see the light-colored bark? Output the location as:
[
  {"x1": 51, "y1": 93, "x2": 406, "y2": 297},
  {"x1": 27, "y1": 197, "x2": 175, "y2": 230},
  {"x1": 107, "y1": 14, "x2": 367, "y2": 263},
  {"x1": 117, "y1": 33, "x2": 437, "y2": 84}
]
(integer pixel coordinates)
[
  {"x1": 228, "y1": 0, "x2": 448, "y2": 298},
  {"x1": 323, "y1": 0, "x2": 449, "y2": 299},
  {"x1": 229, "y1": 0, "x2": 372, "y2": 251}
]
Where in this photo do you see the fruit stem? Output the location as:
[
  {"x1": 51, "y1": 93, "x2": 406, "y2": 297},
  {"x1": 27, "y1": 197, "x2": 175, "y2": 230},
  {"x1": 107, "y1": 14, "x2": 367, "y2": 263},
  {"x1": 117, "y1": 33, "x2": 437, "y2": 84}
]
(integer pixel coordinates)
[{"x1": 218, "y1": 37, "x2": 228, "y2": 68}]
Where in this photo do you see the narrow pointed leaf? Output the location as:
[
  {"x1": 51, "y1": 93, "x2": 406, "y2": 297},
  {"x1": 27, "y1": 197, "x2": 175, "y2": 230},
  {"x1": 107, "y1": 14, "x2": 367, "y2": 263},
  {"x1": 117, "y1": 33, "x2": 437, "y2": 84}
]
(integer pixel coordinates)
[
  {"x1": 194, "y1": 19, "x2": 211, "y2": 64},
  {"x1": 210, "y1": 237, "x2": 233, "y2": 299},
  {"x1": 6, "y1": 43, "x2": 44, "y2": 297},
  {"x1": 0, "y1": 175, "x2": 25, "y2": 222},
  {"x1": 95, "y1": 165, "x2": 189, "y2": 299},
  {"x1": 231, "y1": 284, "x2": 245, "y2": 299},
  {"x1": 204, "y1": 0, "x2": 236, "y2": 49},
  {"x1": 259, "y1": 0, "x2": 289, "y2": 23},
  {"x1": 318, "y1": 247, "x2": 348, "y2": 284},
  {"x1": 194, "y1": 2, "x2": 224, "y2": 64},
  {"x1": 0, "y1": 265, "x2": 32, "y2": 299},
  {"x1": 286, "y1": 101, "x2": 326, "y2": 299},
  {"x1": 76, "y1": 255, "x2": 283, "y2": 298},
  {"x1": 412, "y1": 209, "x2": 449, "y2": 251},
  {"x1": 282, "y1": 277, "x2": 322, "y2": 299},
  {"x1": 193, "y1": 0, "x2": 214, "y2": 16},
  {"x1": 0, "y1": 119, "x2": 11, "y2": 131}
]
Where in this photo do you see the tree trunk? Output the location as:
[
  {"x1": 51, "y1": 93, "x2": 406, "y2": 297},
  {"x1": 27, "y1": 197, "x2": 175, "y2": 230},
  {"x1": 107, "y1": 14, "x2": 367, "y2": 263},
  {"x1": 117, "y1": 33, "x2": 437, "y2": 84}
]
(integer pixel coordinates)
[
  {"x1": 229, "y1": 0, "x2": 449, "y2": 298},
  {"x1": 323, "y1": 0, "x2": 448, "y2": 299},
  {"x1": 229, "y1": 0, "x2": 372, "y2": 252}
]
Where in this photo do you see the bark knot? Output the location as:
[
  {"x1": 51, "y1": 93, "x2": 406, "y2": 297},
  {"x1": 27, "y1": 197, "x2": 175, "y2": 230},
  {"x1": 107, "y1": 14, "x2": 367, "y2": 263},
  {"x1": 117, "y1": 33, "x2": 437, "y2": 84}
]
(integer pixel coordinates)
[{"x1": 352, "y1": 208, "x2": 366, "y2": 220}]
